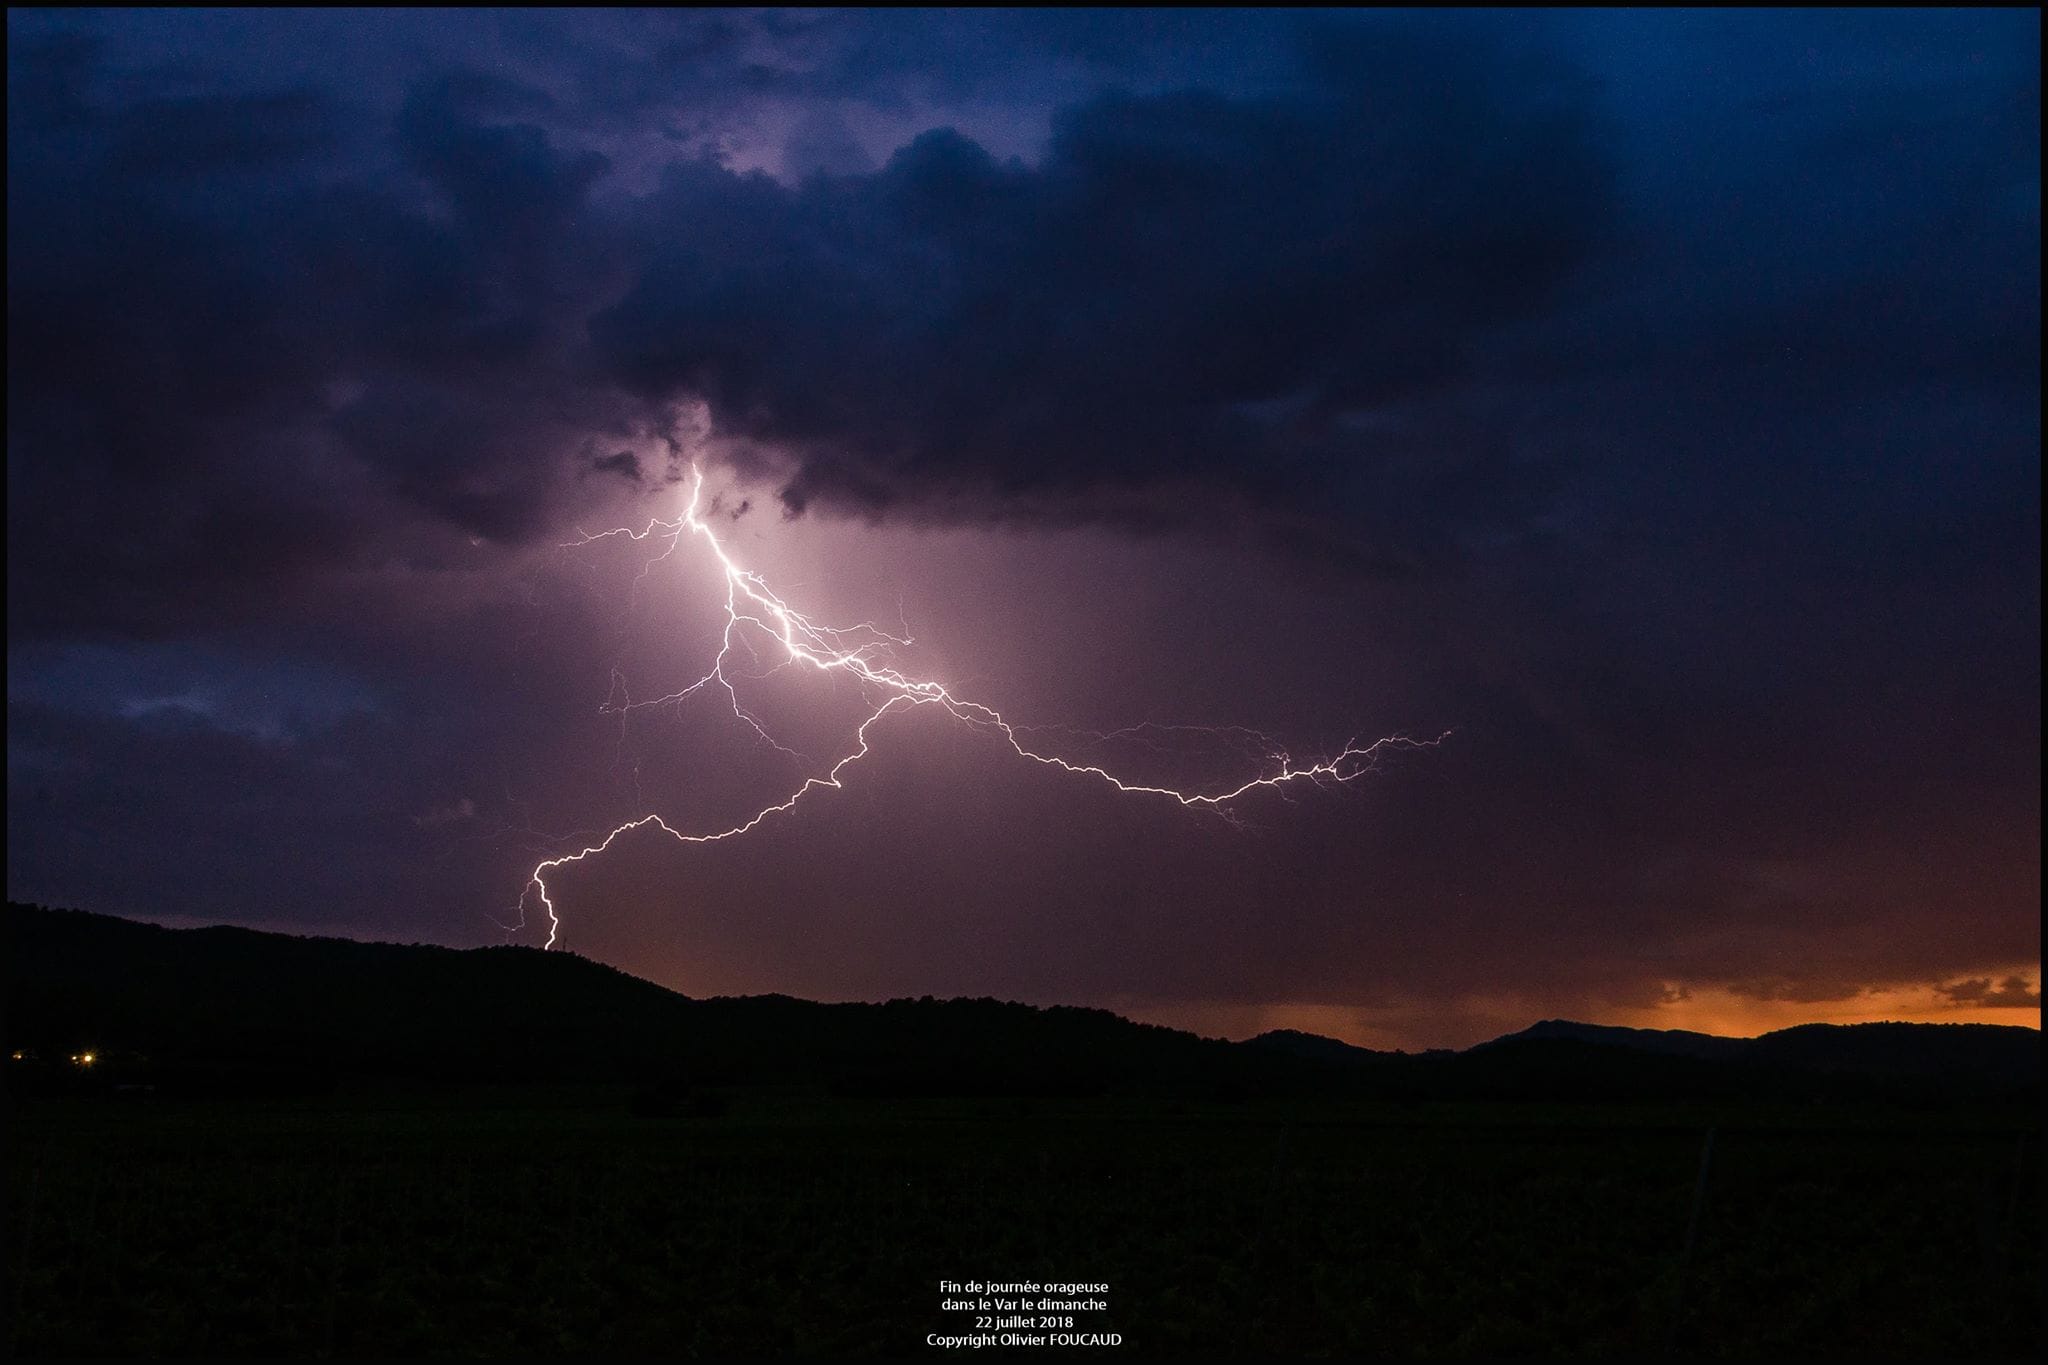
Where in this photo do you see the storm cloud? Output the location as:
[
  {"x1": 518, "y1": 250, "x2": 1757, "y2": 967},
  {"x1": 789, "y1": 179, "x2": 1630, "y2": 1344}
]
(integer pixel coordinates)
[{"x1": 7, "y1": 9, "x2": 2038, "y2": 1046}]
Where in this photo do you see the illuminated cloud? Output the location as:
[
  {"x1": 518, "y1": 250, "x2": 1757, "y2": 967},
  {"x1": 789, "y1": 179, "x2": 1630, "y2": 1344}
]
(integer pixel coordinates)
[{"x1": 5, "y1": 10, "x2": 2038, "y2": 1045}]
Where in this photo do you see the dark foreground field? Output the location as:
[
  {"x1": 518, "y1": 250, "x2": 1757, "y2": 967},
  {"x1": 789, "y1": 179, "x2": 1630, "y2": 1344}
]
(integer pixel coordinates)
[{"x1": 5, "y1": 1088, "x2": 2039, "y2": 1358}]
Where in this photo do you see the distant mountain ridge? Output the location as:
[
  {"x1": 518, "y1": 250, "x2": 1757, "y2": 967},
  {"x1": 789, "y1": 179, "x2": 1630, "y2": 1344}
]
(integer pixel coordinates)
[
  {"x1": 1494, "y1": 1019, "x2": 1750, "y2": 1061},
  {"x1": 1485, "y1": 1017, "x2": 2037, "y2": 1085},
  {"x1": 5, "y1": 904, "x2": 2037, "y2": 1101}
]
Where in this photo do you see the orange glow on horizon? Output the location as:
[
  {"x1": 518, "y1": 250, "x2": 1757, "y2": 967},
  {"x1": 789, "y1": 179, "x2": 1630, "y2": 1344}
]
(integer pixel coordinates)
[{"x1": 1124, "y1": 964, "x2": 2043, "y2": 1053}]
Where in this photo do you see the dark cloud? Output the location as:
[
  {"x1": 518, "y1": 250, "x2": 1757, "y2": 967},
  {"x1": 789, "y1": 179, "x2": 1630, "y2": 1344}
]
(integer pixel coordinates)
[
  {"x1": 595, "y1": 27, "x2": 1616, "y2": 542},
  {"x1": 6, "y1": 40, "x2": 636, "y2": 634},
  {"x1": 6, "y1": 13, "x2": 1630, "y2": 639},
  {"x1": 14, "y1": 11, "x2": 2034, "y2": 604},
  {"x1": 4, "y1": 10, "x2": 2038, "y2": 1044},
  {"x1": 591, "y1": 450, "x2": 644, "y2": 482},
  {"x1": 1938, "y1": 976, "x2": 2041, "y2": 1009},
  {"x1": 1726, "y1": 979, "x2": 1869, "y2": 1006},
  {"x1": 108, "y1": 89, "x2": 338, "y2": 175},
  {"x1": 782, "y1": 111, "x2": 875, "y2": 180}
]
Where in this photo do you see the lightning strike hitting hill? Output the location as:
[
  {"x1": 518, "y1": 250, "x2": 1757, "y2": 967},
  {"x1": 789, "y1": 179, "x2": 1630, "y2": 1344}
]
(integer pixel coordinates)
[{"x1": 519, "y1": 466, "x2": 1442, "y2": 948}]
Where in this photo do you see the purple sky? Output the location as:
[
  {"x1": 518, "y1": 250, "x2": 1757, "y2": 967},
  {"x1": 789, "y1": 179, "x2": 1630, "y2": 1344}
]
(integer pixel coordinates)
[{"x1": 6, "y1": 9, "x2": 2038, "y2": 1047}]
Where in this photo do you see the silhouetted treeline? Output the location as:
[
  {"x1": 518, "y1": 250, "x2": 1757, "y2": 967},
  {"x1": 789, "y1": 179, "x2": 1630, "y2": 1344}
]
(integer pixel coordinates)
[{"x1": 5, "y1": 904, "x2": 2037, "y2": 1104}]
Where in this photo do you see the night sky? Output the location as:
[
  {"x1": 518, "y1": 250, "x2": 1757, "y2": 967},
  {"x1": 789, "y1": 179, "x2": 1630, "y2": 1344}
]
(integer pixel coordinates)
[{"x1": 7, "y1": 9, "x2": 2038, "y2": 1049}]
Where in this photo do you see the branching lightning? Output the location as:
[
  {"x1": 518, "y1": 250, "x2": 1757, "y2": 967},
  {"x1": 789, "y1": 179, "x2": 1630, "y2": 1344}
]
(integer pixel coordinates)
[{"x1": 517, "y1": 465, "x2": 1444, "y2": 948}]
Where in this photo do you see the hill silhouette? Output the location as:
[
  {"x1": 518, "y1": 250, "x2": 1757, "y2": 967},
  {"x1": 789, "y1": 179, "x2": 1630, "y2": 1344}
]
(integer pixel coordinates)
[
  {"x1": 1494, "y1": 1019, "x2": 1750, "y2": 1061},
  {"x1": 2, "y1": 903, "x2": 1266, "y2": 1097},
  {"x1": 5, "y1": 903, "x2": 2037, "y2": 1102},
  {"x1": 1494, "y1": 1017, "x2": 2039, "y2": 1086}
]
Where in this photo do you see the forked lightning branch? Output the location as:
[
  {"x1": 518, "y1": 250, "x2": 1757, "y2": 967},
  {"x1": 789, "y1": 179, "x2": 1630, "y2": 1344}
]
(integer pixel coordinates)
[{"x1": 517, "y1": 465, "x2": 1444, "y2": 947}]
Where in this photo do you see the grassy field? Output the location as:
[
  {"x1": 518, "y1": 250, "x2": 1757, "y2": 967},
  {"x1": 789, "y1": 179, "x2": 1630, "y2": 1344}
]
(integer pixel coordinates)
[{"x1": 5, "y1": 1087, "x2": 2039, "y2": 1357}]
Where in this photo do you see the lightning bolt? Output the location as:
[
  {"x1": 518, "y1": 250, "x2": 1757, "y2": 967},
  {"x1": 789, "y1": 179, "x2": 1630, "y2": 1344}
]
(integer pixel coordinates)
[{"x1": 517, "y1": 465, "x2": 1444, "y2": 949}]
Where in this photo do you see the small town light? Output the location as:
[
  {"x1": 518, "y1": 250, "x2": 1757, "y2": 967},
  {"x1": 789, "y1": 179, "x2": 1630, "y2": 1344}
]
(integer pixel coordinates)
[{"x1": 76, "y1": 1052, "x2": 96, "y2": 1066}]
